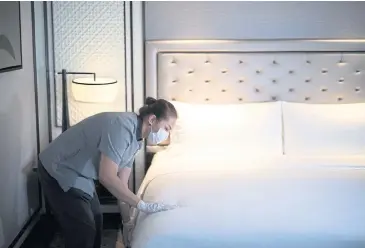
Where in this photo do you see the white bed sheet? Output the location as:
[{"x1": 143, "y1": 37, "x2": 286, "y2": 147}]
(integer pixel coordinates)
[{"x1": 130, "y1": 146, "x2": 365, "y2": 248}]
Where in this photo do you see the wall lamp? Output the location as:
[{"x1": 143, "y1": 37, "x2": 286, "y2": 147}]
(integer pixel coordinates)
[{"x1": 57, "y1": 69, "x2": 117, "y2": 133}]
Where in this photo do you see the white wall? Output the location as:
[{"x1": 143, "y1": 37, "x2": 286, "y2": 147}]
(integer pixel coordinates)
[
  {"x1": 0, "y1": 2, "x2": 40, "y2": 248},
  {"x1": 145, "y1": 1, "x2": 365, "y2": 40},
  {"x1": 51, "y1": 1, "x2": 126, "y2": 139}
]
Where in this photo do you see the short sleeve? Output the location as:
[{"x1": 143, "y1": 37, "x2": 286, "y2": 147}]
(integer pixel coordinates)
[
  {"x1": 98, "y1": 120, "x2": 129, "y2": 165},
  {"x1": 124, "y1": 159, "x2": 134, "y2": 168}
]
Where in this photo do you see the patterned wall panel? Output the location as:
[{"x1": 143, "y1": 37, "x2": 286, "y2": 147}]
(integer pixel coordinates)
[{"x1": 52, "y1": 1, "x2": 125, "y2": 127}]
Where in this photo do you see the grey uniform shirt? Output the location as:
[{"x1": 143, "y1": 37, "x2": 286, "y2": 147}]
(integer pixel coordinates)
[{"x1": 39, "y1": 112, "x2": 143, "y2": 197}]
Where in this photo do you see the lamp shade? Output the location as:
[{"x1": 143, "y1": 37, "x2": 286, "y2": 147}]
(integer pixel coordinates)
[{"x1": 71, "y1": 77, "x2": 118, "y2": 103}]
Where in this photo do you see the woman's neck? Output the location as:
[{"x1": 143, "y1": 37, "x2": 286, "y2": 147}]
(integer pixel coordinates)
[{"x1": 141, "y1": 119, "x2": 150, "y2": 139}]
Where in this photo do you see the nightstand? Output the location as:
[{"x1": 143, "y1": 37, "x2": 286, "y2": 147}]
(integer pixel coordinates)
[
  {"x1": 145, "y1": 145, "x2": 167, "y2": 173},
  {"x1": 95, "y1": 181, "x2": 120, "y2": 213}
]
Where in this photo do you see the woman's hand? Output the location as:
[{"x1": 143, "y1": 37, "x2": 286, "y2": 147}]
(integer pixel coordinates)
[{"x1": 137, "y1": 200, "x2": 178, "y2": 213}]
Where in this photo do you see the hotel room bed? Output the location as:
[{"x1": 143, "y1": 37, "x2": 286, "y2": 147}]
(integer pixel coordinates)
[
  {"x1": 130, "y1": 148, "x2": 365, "y2": 248},
  {"x1": 122, "y1": 40, "x2": 365, "y2": 247}
]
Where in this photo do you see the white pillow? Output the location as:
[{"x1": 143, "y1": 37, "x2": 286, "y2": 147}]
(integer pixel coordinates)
[
  {"x1": 282, "y1": 102, "x2": 365, "y2": 156},
  {"x1": 170, "y1": 101, "x2": 283, "y2": 156}
]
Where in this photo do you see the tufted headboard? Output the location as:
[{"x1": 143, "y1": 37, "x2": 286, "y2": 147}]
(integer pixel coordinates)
[{"x1": 146, "y1": 40, "x2": 365, "y2": 104}]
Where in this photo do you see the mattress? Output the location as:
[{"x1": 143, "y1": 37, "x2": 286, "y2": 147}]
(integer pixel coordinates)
[{"x1": 129, "y1": 146, "x2": 365, "y2": 248}]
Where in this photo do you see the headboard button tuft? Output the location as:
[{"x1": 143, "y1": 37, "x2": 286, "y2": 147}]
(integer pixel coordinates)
[
  {"x1": 338, "y1": 60, "x2": 346, "y2": 66},
  {"x1": 156, "y1": 51, "x2": 365, "y2": 105},
  {"x1": 271, "y1": 96, "x2": 277, "y2": 101}
]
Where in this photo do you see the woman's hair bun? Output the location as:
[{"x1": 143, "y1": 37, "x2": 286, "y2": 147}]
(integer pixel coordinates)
[
  {"x1": 145, "y1": 97, "x2": 157, "y2": 106},
  {"x1": 139, "y1": 96, "x2": 178, "y2": 120}
]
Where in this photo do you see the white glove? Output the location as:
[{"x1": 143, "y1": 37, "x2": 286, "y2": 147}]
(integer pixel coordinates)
[{"x1": 137, "y1": 200, "x2": 178, "y2": 214}]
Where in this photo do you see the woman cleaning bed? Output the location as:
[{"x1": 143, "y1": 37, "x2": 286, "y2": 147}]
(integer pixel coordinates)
[{"x1": 38, "y1": 97, "x2": 178, "y2": 248}]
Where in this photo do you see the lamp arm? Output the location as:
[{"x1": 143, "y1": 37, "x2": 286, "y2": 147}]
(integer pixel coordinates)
[{"x1": 57, "y1": 71, "x2": 96, "y2": 81}]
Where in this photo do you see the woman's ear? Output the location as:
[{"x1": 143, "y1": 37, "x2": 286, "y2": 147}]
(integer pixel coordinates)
[{"x1": 147, "y1": 114, "x2": 156, "y2": 125}]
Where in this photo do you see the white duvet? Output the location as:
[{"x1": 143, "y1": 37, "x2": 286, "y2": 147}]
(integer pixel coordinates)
[{"x1": 130, "y1": 146, "x2": 365, "y2": 248}]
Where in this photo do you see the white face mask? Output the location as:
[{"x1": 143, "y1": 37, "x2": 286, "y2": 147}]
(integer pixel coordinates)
[{"x1": 147, "y1": 125, "x2": 169, "y2": 145}]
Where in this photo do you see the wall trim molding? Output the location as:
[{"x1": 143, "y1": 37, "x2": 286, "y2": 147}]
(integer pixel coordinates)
[{"x1": 124, "y1": 1, "x2": 145, "y2": 192}]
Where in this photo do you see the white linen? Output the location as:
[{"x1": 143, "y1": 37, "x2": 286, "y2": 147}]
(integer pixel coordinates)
[
  {"x1": 170, "y1": 101, "x2": 283, "y2": 156},
  {"x1": 282, "y1": 101, "x2": 365, "y2": 156},
  {"x1": 130, "y1": 148, "x2": 365, "y2": 248}
]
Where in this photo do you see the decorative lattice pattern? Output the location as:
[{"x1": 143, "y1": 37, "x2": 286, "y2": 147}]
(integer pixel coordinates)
[{"x1": 52, "y1": 1, "x2": 126, "y2": 127}]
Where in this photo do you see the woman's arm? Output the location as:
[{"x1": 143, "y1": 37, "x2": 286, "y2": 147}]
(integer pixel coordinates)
[
  {"x1": 97, "y1": 122, "x2": 177, "y2": 213},
  {"x1": 99, "y1": 153, "x2": 178, "y2": 213},
  {"x1": 118, "y1": 166, "x2": 131, "y2": 188},
  {"x1": 117, "y1": 166, "x2": 132, "y2": 222},
  {"x1": 99, "y1": 153, "x2": 140, "y2": 207}
]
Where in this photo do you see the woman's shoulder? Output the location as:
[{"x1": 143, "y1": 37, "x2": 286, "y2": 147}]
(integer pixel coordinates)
[
  {"x1": 93, "y1": 111, "x2": 137, "y2": 122},
  {"x1": 105, "y1": 112, "x2": 138, "y2": 133},
  {"x1": 81, "y1": 112, "x2": 137, "y2": 132},
  {"x1": 116, "y1": 112, "x2": 138, "y2": 123}
]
